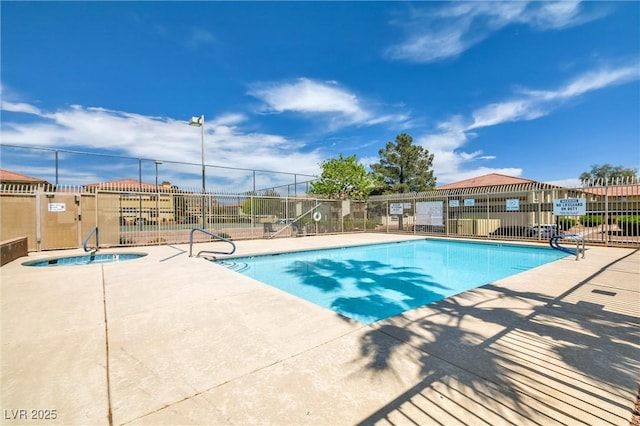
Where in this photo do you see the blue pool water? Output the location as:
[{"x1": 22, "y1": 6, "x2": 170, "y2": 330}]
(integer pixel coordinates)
[
  {"x1": 23, "y1": 253, "x2": 147, "y2": 267},
  {"x1": 217, "y1": 239, "x2": 568, "y2": 324}
]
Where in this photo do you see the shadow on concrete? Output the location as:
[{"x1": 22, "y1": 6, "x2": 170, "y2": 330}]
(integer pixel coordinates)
[{"x1": 355, "y1": 251, "x2": 640, "y2": 425}]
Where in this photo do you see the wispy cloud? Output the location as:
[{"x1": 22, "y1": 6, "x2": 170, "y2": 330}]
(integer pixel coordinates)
[
  {"x1": 468, "y1": 64, "x2": 638, "y2": 130},
  {"x1": 185, "y1": 27, "x2": 217, "y2": 50},
  {"x1": 1, "y1": 100, "x2": 43, "y2": 115},
  {"x1": 386, "y1": 1, "x2": 606, "y2": 63},
  {"x1": 417, "y1": 63, "x2": 639, "y2": 183}
]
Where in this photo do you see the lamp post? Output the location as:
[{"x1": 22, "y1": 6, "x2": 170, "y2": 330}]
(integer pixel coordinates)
[
  {"x1": 188, "y1": 115, "x2": 205, "y2": 228},
  {"x1": 155, "y1": 160, "x2": 163, "y2": 239}
]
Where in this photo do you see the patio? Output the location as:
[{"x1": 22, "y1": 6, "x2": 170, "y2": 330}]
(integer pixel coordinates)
[{"x1": 1, "y1": 234, "x2": 638, "y2": 425}]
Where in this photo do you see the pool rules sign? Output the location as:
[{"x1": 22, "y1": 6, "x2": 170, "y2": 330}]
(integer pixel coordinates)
[{"x1": 553, "y1": 198, "x2": 586, "y2": 216}]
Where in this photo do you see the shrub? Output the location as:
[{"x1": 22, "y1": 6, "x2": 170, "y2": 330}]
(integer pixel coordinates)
[
  {"x1": 216, "y1": 232, "x2": 232, "y2": 240},
  {"x1": 580, "y1": 215, "x2": 603, "y2": 227},
  {"x1": 557, "y1": 217, "x2": 576, "y2": 230},
  {"x1": 342, "y1": 219, "x2": 379, "y2": 231},
  {"x1": 617, "y1": 216, "x2": 640, "y2": 236}
]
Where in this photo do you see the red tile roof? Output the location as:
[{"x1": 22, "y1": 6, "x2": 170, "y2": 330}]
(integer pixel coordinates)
[
  {"x1": 436, "y1": 173, "x2": 536, "y2": 190},
  {"x1": 0, "y1": 169, "x2": 48, "y2": 184},
  {"x1": 581, "y1": 186, "x2": 640, "y2": 197}
]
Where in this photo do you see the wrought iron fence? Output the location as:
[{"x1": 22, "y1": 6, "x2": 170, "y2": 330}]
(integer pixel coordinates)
[
  {"x1": 0, "y1": 183, "x2": 369, "y2": 251},
  {"x1": 1, "y1": 164, "x2": 638, "y2": 251},
  {"x1": 368, "y1": 178, "x2": 640, "y2": 247}
]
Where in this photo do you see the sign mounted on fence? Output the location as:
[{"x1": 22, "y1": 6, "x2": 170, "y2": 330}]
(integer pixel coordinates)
[
  {"x1": 416, "y1": 201, "x2": 443, "y2": 226},
  {"x1": 47, "y1": 203, "x2": 66, "y2": 212},
  {"x1": 389, "y1": 203, "x2": 403, "y2": 215},
  {"x1": 506, "y1": 199, "x2": 520, "y2": 211},
  {"x1": 449, "y1": 200, "x2": 460, "y2": 207},
  {"x1": 553, "y1": 198, "x2": 586, "y2": 216}
]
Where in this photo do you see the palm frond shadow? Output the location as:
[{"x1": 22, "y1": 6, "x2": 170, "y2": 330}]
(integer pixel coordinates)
[{"x1": 355, "y1": 263, "x2": 640, "y2": 425}]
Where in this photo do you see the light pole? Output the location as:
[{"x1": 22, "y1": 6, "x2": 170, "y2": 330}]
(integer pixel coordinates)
[
  {"x1": 188, "y1": 115, "x2": 205, "y2": 228},
  {"x1": 155, "y1": 160, "x2": 163, "y2": 239}
]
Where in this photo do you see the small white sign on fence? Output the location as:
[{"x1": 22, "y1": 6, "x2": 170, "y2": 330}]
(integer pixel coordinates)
[
  {"x1": 48, "y1": 203, "x2": 66, "y2": 212},
  {"x1": 553, "y1": 198, "x2": 586, "y2": 216},
  {"x1": 389, "y1": 203, "x2": 403, "y2": 215},
  {"x1": 464, "y1": 199, "x2": 475, "y2": 207},
  {"x1": 506, "y1": 199, "x2": 520, "y2": 211}
]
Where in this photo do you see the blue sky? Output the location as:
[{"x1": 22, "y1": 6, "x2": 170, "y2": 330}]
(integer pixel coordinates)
[{"x1": 1, "y1": 1, "x2": 638, "y2": 192}]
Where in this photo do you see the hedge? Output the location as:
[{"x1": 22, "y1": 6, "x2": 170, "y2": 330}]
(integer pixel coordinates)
[
  {"x1": 558, "y1": 217, "x2": 577, "y2": 230},
  {"x1": 617, "y1": 216, "x2": 640, "y2": 236},
  {"x1": 580, "y1": 215, "x2": 603, "y2": 227}
]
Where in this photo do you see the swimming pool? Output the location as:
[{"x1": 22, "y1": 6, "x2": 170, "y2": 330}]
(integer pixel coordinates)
[
  {"x1": 217, "y1": 239, "x2": 568, "y2": 324},
  {"x1": 23, "y1": 252, "x2": 147, "y2": 267}
]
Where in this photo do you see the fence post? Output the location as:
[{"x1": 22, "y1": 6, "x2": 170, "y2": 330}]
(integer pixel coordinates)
[
  {"x1": 35, "y1": 190, "x2": 42, "y2": 251},
  {"x1": 604, "y1": 178, "x2": 609, "y2": 246}
]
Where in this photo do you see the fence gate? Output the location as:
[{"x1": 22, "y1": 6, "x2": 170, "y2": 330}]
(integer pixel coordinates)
[{"x1": 38, "y1": 192, "x2": 81, "y2": 250}]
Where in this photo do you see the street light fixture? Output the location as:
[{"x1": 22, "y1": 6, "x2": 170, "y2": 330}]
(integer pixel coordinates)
[
  {"x1": 188, "y1": 115, "x2": 205, "y2": 228},
  {"x1": 155, "y1": 160, "x2": 163, "y2": 239}
]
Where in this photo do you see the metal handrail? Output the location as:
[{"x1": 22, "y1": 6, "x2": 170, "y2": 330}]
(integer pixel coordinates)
[
  {"x1": 268, "y1": 203, "x2": 322, "y2": 239},
  {"x1": 550, "y1": 234, "x2": 585, "y2": 261},
  {"x1": 564, "y1": 234, "x2": 586, "y2": 260},
  {"x1": 83, "y1": 226, "x2": 99, "y2": 252},
  {"x1": 189, "y1": 228, "x2": 236, "y2": 257}
]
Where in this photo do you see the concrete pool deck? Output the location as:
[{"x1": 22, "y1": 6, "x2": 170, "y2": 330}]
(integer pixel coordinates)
[{"x1": 1, "y1": 233, "x2": 638, "y2": 425}]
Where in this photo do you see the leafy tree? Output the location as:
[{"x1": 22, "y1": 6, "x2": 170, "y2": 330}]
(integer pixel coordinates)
[
  {"x1": 370, "y1": 133, "x2": 436, "y2": 194},
  {"x1": 309, "y1": 154, "x2": 380, "y2": 199},
  {"x1": 579, "y1": 164, "x2": 638, "y2": 185}
]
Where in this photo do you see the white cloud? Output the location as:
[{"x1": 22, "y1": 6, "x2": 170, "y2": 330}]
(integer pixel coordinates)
[
  {"x1": 249, "y1": 78, "x2": 372, "y2": 124},
  {"x1": 1, "y1": 100, "x2": 44, "y2": 115},
  {"x1": 386, "y1": 1, "x2": 605, "y2": 63},
  {"x1": 468, "y1": 64, "x2": 639, "y2": 130},
  {"x1": 416, "y1": 62, "x2": 639, "y2": 183},
  {"x1": 554, "y1": 66, "x2": 639, "y2": 98},
  {"x1": 248, "y1": 77, "x2": 413, "y2": 132},
  {"x1": 417, "y1": 115, "x2": 526, "y2": 184},
  {"x1": 0, "y1": 102, "x2": 323, "y2": 190},
  {"x1": 468, "y1": 100, "x2": 545, "y2": 130}
]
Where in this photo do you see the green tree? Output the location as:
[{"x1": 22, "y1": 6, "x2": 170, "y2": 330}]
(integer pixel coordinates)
[
  {"x1": 309, "y1": 154, "x2": 380, "y2": 199},
  {"x1": 370, "y1": 133, "x2": 436, "y2": 194},
  {"x1": 579, "y1": 164, "x2": 638, "y2": 185}
]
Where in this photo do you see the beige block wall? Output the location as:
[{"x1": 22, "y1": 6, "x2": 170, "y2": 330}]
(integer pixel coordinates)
[{"x1": 1, "y1": 195, "x2": 37, "y2": 251}]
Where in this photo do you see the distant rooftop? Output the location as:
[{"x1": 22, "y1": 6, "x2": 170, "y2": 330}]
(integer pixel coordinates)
[
  {"x1": 582, "y1": 186, "x2": 640, "y2": 197},
  {"x1": 436, "y1": 173, "x2": 538, "y2": 190},
  {"x1": 84, "y1": 178, "x2": 174, "y2": 191},
  {"x1": 0, "y1": 169, "x2": 49, "y2": 184}
]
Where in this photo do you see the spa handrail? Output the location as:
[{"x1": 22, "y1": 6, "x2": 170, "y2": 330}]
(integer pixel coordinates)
[
  {"x1": 83, "y1": 226, "x2": 99, "y2": 253},
  {"x1": 189, "y1": 228, "x2": 236, "y2": 257}
]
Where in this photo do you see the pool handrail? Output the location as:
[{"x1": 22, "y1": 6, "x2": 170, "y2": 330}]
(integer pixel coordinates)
[
  {"x1": 83, "y1": 226, "x2": 99, "y2": 253},
  {"x1": 549, "y1": 234, "x2": 585, "y2": 261},
  {"x1": 189, "y1": 228, "x2": 236, "y2": 258},
  {"x1": 268, "y1": 203, "x2": 321, "y2": 239}
]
